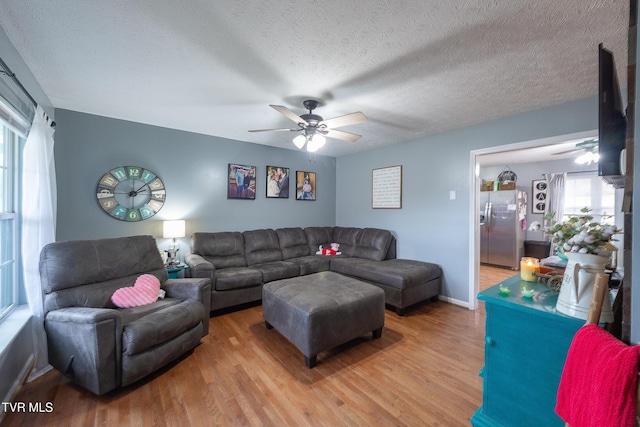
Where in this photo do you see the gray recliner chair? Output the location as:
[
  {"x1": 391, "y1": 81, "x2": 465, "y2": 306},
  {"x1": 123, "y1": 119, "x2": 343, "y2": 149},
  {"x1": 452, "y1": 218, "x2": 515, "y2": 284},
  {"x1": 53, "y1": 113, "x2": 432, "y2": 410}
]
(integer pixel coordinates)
[{"x1": 39, "y1": 235, "x2": 211, "y2": 395}]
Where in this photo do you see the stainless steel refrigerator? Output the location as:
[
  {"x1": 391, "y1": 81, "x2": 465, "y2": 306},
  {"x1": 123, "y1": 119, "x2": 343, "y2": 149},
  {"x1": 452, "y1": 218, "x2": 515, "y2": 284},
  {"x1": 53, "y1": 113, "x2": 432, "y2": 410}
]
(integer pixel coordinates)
[{"x1": 480, "y1": 190, "x2": 526, "y2": 269}]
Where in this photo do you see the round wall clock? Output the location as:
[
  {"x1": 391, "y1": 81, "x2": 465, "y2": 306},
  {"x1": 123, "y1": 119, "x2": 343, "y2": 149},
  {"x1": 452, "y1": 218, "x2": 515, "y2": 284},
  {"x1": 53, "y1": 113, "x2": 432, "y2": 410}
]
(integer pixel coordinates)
[{"x1": 96, "y1": 166, "x2": 166, "y2": 221}]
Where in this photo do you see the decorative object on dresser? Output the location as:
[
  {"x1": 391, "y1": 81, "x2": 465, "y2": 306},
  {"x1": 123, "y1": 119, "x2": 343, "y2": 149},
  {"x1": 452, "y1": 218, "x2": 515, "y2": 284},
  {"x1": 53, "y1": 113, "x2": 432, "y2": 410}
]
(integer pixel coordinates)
[{"x1": 543, "y1": 207, "x2": 621, "y2": 322}]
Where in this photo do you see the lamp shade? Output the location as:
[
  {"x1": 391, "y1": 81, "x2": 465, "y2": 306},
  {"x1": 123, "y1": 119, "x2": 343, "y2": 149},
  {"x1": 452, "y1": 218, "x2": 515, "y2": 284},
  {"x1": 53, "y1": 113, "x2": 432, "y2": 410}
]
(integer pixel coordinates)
[
  {"x1": 292, "y1": 134, "x2": 306, "y2": 149},
  {"x1": 163, "y1": 220, "x2": 185, "y2": 239},
  {"x1": 307, "y1": 134, "x2": 326, "y2": 152}
]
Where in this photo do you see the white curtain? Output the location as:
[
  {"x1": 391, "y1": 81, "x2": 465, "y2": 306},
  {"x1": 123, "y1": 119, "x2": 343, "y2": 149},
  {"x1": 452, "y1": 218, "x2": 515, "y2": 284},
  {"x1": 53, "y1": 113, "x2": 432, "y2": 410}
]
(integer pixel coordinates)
[
  {"x1": 544, "y1": 172, "x2": 566, "y2": 252},
  {"x1": 21, "y1": 105, "x2": 56, "y2": 380}
]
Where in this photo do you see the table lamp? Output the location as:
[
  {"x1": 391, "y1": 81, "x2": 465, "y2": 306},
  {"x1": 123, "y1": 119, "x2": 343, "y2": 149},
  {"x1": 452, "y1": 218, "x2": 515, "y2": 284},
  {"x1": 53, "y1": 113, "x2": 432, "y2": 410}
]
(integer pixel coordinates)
[{"x1": 163, "y1": 220, "x2": 185, "y2": 265}]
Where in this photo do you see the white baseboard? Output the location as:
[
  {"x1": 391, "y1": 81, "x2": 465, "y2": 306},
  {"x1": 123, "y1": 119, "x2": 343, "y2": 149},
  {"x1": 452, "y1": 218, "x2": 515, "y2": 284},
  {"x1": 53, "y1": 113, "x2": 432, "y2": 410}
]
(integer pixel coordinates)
[{"x1": 438, "y1": 295, "x2": 470, "y2": 308}]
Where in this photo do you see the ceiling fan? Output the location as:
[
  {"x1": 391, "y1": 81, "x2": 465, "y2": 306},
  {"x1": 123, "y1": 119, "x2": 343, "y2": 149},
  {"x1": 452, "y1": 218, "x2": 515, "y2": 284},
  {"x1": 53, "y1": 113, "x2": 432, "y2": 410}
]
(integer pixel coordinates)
[
  {"x1": 553, "y1": 139, "x2": 600, "y2": 165},
  {"x1": 249, "y1": 99, "x2": 367, "y2": 152}
]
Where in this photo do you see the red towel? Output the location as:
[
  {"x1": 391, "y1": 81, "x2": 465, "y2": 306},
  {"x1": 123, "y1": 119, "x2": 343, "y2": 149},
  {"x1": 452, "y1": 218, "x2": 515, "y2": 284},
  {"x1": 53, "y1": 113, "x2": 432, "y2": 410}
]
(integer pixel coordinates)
[{"x1": 556, "y1": 324, "x2": 640, "y2": 427}]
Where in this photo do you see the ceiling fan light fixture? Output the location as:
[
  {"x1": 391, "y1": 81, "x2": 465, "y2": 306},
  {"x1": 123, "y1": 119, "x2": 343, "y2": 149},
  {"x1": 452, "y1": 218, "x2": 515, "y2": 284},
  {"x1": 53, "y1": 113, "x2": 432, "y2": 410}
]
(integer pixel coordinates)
[
  {"x1": 293, "y1": 134, "x2": 306, "y2": 149},
  {"x1": 307, "y1": 134, "x2": 326, "y2": 152},
  {"x1": 575, "y1": 151, "x2": 599, "y2": 165}
]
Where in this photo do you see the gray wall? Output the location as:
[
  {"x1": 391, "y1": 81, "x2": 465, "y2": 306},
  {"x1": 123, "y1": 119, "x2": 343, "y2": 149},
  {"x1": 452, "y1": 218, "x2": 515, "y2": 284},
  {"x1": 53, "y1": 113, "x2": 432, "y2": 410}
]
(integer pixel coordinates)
[
  {"x1": 53, "y1": 109, "x2": 337, "y2": 255},
  {"x1": 336, "y1": 97, "x2": 599, "y2": 304}
]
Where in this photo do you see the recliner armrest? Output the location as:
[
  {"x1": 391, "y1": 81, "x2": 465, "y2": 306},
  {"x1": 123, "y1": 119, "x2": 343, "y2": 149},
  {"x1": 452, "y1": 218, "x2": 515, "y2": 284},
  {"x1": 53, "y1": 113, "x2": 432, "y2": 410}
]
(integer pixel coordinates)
[
  {"x1": 163, "y1": 278, "x2": 211, "y2": 336},
  {"x1": 185, "y1": 253, "x2": 215, "y2": 279},
  {"x1": 46, "y1": 306, "x2": 122, "y2": 324},
  {"x1": 45, "y1": 307, "x2": 123, "y2": 395}
]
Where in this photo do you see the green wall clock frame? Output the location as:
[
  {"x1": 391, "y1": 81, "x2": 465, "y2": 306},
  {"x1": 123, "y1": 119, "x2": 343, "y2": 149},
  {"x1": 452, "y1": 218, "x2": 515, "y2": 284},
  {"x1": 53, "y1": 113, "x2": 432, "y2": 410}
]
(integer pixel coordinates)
[{"x1": 96, "y1": 166, "x2": 166, "y2": 221}]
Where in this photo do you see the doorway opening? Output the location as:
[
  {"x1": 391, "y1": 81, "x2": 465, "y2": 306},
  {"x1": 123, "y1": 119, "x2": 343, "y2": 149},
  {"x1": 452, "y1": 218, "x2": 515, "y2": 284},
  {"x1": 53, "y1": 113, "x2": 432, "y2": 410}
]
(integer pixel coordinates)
[{"x1": 468, "y1": 130, "x2": 598, "y2": 310}]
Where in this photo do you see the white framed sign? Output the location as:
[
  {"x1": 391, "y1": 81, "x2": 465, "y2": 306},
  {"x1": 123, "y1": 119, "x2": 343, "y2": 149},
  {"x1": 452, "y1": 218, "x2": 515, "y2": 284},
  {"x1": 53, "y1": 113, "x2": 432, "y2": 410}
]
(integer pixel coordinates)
[
  {"x1": 372, "y1": 165, "x2": 402, "y2": 209},
  {"x1": 532, "y1": 179, "x2": 547, "y2": 214}
]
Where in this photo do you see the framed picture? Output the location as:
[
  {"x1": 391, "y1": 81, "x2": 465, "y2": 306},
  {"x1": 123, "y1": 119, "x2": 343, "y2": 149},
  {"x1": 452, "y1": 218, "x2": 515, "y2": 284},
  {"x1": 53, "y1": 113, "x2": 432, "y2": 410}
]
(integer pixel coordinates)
[
  {"x1": 372, "y1": 165, "x2": 402, "y2": 209},
  {"x1": 266, "y1": 165, "x2": 290, "y2": 198},
  {"x1": 532, "y1": 179, "x2": 547, "y2": 214},
  {"x1": 228, "y1": 164, "x2": 256, "y2": 199},
  {"x1": 296, "y1": 171, "x2": 316, "y2": 200}
]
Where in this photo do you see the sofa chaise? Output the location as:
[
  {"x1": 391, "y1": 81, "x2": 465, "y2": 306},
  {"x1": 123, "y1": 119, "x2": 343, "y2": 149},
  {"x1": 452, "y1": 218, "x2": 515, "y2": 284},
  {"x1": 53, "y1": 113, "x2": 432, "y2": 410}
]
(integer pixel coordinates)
[{"x1": 185, "y1": 226, "x2": 441, "y2": 315}]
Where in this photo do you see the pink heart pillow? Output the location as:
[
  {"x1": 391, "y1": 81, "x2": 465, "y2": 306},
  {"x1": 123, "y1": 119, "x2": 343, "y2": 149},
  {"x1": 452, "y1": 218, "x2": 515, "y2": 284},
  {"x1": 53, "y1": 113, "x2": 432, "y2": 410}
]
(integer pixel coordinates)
[{"x1": 111, "y1": 274, "x2": 161, "y2": 308}]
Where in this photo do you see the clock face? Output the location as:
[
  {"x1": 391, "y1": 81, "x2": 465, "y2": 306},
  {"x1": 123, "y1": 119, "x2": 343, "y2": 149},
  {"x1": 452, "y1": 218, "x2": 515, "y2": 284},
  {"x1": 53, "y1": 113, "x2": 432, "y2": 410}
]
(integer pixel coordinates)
[{"x1": 96, "y1": 166, "x2": 166, "y2": 221}]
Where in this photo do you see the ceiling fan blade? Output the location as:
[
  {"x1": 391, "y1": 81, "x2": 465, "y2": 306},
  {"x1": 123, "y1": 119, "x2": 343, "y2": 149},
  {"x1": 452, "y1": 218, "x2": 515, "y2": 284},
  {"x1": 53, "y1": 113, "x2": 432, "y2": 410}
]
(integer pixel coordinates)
[
  {"x1": 552, "y1": 148, "x2": 582, "y2": 155},
  {"x1": 324, "y1": 129, "x2": 362, "y2": 142},
  {"x1": 320, "y1": 111, "x2": 367, "y2": 129},
  {"x1": 248, "y1": 127, "x2": 298, "y2": 133},
  {"x1": 270, "y1": 105, "x2": 308, "y2": 125}
]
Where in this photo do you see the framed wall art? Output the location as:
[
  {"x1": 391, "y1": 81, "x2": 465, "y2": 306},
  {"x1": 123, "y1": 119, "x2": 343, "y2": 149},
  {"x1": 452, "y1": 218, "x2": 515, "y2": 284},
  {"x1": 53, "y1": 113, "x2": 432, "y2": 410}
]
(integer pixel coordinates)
[
  {"x1": 296, "y1": 171, "x2": 316, "y2": 200},
  {"x1": 372, "y1": 165, "x2": 402, "y2": 209},
  {"x1": 228, "y1": 164, "x2": 256, "y2": 199},
  {"x1": 266, "y1": 165, "x2": 290, "y2": 198},
  {"x1": 532, "y1": 179, "x2": 547, "y2": 214}
]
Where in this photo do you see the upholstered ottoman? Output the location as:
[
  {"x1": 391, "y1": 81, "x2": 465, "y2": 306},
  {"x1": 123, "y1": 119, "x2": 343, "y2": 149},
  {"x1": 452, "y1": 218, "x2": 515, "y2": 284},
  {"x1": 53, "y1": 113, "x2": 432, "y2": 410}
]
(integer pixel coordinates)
[{"x1": 262, "y1": 271, "x2": 385, "y2": 368}]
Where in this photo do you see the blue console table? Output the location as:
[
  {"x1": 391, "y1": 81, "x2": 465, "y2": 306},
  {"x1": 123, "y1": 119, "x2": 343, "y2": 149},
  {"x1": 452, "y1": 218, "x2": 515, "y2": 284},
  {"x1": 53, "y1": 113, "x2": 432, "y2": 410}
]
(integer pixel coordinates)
[{"x1": 471, "y1": 275, "x2": 583, "y2": 427}]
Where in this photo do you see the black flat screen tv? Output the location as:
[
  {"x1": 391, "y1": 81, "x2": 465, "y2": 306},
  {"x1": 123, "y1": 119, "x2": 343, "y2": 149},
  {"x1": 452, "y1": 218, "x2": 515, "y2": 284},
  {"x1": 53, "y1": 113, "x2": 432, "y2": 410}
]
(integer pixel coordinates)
[{"x1": 598, "y1": 43, "x2": 626, "y2": 188}]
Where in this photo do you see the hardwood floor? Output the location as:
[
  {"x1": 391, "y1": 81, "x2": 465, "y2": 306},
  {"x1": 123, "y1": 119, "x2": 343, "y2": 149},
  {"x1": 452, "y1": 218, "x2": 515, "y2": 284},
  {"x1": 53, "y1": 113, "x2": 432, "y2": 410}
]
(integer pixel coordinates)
[
  {"x1": 479, "y1": 264, "x2": 517, "y2": 291},
  {"x1": 4, "y1": 269, "x2": 515, "y2": 427}
]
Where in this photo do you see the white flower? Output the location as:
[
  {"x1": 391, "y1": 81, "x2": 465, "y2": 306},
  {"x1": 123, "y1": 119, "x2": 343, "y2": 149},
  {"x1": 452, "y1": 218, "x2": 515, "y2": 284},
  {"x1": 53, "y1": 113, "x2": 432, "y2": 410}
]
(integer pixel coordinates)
[
  {"x1": 545, "y1": 208, "x2": 622, "y2": 255},
  {"x1": 528, "y1": 221, "x2": 542, "y2": 232}
]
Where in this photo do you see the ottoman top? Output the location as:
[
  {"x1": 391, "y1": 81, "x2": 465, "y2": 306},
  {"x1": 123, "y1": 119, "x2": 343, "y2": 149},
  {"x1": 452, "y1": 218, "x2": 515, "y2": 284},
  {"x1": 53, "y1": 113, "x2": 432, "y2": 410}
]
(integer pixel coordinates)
[{"x1": 263, "y1": 271, "x2": 384, "y2": 314}]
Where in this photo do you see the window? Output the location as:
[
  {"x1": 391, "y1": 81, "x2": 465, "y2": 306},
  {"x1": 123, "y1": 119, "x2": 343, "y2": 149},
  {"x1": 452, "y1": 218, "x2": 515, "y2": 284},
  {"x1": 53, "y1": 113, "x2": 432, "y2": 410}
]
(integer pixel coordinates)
[
  {"x1": 0, "y1": 120, "x2": 21, "y2": 321},
  {"x1": 563, "y1": 173, "x2": 616, "y2": 224}
]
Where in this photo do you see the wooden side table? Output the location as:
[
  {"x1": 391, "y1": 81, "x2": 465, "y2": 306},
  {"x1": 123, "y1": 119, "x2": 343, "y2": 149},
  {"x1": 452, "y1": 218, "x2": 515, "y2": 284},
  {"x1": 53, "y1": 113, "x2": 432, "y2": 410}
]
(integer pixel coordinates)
[{"x1": 471, "y1": 275, "x2": 583, "y2": 427}]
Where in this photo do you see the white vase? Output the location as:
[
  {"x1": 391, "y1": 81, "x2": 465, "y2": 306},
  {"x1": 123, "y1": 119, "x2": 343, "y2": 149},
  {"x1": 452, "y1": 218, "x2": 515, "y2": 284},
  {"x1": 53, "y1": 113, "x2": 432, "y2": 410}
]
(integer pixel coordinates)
[{"x1": 556, "y1": 252, "x2": 613, "y2": 322}]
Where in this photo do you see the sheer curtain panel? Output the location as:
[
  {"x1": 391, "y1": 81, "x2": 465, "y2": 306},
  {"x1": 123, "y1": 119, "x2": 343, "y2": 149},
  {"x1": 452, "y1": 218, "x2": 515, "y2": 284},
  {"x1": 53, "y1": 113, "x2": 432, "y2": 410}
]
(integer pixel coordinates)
[
  {"x1": 544, "y1": 172, "x2": 566, "y2": 254},
  {"x1": 21, "y1": 105, "x2": 56, "y2": 379}
]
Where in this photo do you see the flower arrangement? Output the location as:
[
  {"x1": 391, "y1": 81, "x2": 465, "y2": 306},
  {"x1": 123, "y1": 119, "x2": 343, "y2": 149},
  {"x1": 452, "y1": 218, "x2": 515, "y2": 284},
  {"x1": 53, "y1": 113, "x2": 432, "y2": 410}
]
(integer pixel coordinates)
[{"x1": 538, "y1": 208, "x2": 621, "y2": 256}]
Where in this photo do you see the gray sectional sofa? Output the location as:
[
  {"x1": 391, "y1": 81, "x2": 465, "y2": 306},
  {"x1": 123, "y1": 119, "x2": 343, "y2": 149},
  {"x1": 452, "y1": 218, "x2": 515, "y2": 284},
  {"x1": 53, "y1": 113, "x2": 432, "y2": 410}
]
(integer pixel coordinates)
[{"x1": 185, "y1": 226, "x2": 441, "y2": 315}]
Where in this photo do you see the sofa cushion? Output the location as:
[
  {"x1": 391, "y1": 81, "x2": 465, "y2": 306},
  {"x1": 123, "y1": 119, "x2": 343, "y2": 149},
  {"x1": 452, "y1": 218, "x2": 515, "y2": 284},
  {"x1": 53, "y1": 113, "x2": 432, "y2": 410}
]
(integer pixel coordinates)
[
  {"x1": 286, "y1": 255, "x2": 331, "y2": 275},
  {"x1": 304, "y1": 227, "x2": 334, "y2": 254},
  {"x1": 330, "y1": 258, "x2": 441, "y2": 290},
  {"x1": 191, "y1": 232, "x2": 247, "y2": 269},
  {"x1": 332, "y1": 227, "x2": 361, "y2": 257},
  {"x1": 352, "y1": 228, "x2": 393, "y2": 261},
  {"x1": 250, "y1": 261, "x2": 300, "y2": 283},
  {"x1": 118, "y1": 298, "x2": 182, "y2": 325},
  {"x1": 243, "y1": 229, "x2": 283, "y2": 266},
  {"x1": 215, "y1": 267, "x2": 263, "y2": 291},
  {"x1": 276, "y1": 227, "x2": 310, "y2": 259},
  {"x1": 122, "y1": 299, "x2": 204, "y2": 356}
]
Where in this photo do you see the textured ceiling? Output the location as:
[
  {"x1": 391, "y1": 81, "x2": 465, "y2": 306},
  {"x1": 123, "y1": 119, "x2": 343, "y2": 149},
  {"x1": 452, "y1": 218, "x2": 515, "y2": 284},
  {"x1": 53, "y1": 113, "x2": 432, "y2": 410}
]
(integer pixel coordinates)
[{"x1": 0, "y1": 0, "x2": 629, "y2": 157}]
